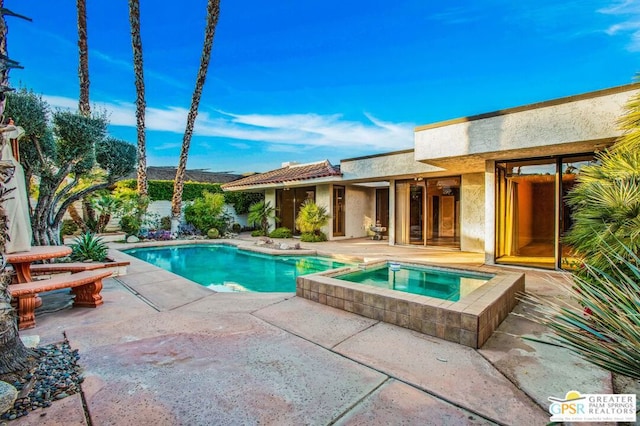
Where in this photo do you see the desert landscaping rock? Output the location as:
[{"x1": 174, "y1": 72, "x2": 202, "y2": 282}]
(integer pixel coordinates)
[
  {"x1": 0, "y1": 341, "x2": 83, "y2": 421},
  {"x1": 0, "y1": 381, "x2": 18, "y2": 416}
]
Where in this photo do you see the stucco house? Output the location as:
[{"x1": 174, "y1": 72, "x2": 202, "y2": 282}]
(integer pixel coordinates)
[{"x1": 222, "y1": 83, "x2": 639, "y2": 270}]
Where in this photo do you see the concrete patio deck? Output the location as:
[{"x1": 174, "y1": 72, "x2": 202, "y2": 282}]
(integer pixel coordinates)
[{"x1": 12, "y1": 237, "x2": 622, "y2": 425}]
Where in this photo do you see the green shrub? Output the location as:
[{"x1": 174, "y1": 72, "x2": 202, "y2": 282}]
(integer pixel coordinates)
[
  {"x1": 207, "y1": 228, "x2": 220, "y2": 239},
  {"x1": 300, "y1": 232, "x2": 327, "y2": 242},
  {"x1": 231, "y1": 223, "x2": 242, "y2": 233},
  {"x1": 160, "y1": 216, "x2": 171, "y2": 231},
  {"x1": 184, "y1": 191, "x2": 226, "y2": 233},
  {"x1": 224, "y1": 191, "x2": 263, "y2": 214},
  {"x1": 115, "y1": 180, "x2": 261, "y2": 213},
  {"x1": 60, "y1": 219, "x2": 79, "y2": 236},
  {"x1": 70, "y1": 232, "x2": 108, "y2": 262},
  {"x1": 251, "y1": 229, "x2": 265, "y2": 237},
  {"x1": 120, "y1": 214, "x2": 142, "y2": 237},
  {"x1": 269, "y1": 227, "x2": 292, "y2": 238}
]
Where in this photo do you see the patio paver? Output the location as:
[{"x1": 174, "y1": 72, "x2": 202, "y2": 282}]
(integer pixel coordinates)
[
  {"x1": 334, "y1": 379, "x2": 495, "y2": 425},
  {"x1": 76, "y1": 316, "x2": 388, "y2": 425},
  {"x1": 253, "y1": 297, "x2": 378, "y2": 348},
  {"x1": 333, "y1": 322, "x2": 549, "y2": 425},
  {"x1": 11, "y1": 237, "x2": 622, "y2": 425}
]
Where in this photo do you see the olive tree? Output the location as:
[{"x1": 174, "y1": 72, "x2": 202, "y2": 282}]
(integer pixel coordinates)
[{"x1": 6, "y1": 90, "x2": 137, "y2": 245}]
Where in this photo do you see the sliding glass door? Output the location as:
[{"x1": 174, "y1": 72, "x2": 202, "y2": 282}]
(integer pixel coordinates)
[
  {"x1": 495, "y1": 154, "x2": 595, "y2": 269},
  {"x1": 276, "y1": 186, "x2": 315, "y2": 235},
  {"x1": 333, "y1": 186, "x2": 345, "y2": 237},
  {"x1": 395, "y1": 177, "x2": 460, "y2": 247}
]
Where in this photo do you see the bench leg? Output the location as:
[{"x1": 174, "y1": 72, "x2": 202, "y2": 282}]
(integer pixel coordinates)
[
  {"x1": 16, "y1": 295, "x2": 37, "y2": 330},
  {"x1": 72, "y1": 279, "x2": 104, "y2": 308}
]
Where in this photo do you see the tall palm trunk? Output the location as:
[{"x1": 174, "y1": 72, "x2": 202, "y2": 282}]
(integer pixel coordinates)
[
  {"x1": 170, "y1": 0, "x2": 220, "y2": 234},
  {"x1": 77, "y1": 0, "x2": 90, "y2": 116},
  {"x1": 128, "y1": 0, "x2": 147, "y2": 197},
  {"x1": 0, "y1": 3, "x2": 34, "y2": 375}
]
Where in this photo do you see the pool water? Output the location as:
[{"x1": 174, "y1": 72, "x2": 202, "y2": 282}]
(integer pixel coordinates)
[
  {"x1": 337, "y1": 263, "x2": 492, "y2": 301},
  {"x1": 124, "y1": 244, "x2": 350, "y2": 292}
]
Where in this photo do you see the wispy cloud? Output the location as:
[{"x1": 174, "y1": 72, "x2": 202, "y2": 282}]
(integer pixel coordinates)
[
  {"x1": 92, "y1": 49, "x2": 190, "y2": 90},
  {"x1": 155, "y1": 142, "x2": 182, "y2": 150},
  {"x1": 42, "y1": 95, "x2": 415, "y2": 152},
  {"x1": 230, "y1": 142, "x2": 251, "y2": 150},
  {"x1": 428, "y1": 6, "x2": 485, "y2": 25},
  {"x1": 599, "y1": 0, "x2": 640, "y2": 50}
]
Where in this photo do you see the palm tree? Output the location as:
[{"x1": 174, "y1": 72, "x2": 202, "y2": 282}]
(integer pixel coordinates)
[
  {"x1": 248, "y1": 201, "x2": 276, "y2": 236},
  {"x1": 295, "y1": 199, "x2": 331, "y2": 238},
  {"x1": 564, "y1": 84, "x2": 640, "y2": 271},
  {"x1": 0, "y1": 3, "x2": 34, "y2": 375},
  {"x1": 76, "y1": 0, "x2": 90, "y2": 116},
  {"x1": 171, "y1": 0, "x2": 220, "y2": 235},
  {"x1": 128, "y1": 0, "x2": 147, "y2": 197}
]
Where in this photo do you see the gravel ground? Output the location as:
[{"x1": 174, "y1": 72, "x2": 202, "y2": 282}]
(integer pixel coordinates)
[{"x1": 1, "y1": 340, "x2": 83, "y2": 421}]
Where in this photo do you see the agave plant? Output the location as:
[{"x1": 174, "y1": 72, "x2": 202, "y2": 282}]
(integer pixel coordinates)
[
  {"x1": 522, "y1": 245, "x2": 640, "y2": 380},
  {"x1": 70, "y1": 232, "x2": 109, "y2": 262}
]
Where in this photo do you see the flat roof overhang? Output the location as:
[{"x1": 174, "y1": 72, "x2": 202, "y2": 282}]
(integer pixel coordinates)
[{"x1": 417, "y1": 137, "x2": 616, "y2": 173}]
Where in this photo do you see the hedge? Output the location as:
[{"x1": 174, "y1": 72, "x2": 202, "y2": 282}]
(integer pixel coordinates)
[{"x1": 116, "y1": 180, "x2": 263, "y2": 214}]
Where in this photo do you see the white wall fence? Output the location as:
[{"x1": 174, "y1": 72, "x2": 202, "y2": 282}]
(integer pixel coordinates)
[{"x1": 64, "y1": 200, "x2": 249, "y2": 233}]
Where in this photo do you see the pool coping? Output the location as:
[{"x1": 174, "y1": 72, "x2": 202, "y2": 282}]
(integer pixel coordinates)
[
  {"x1": 296, "y1": 259, "x2": 524, "y2": 348},
  {"x1": 112, "y1": 238, "x2": 364, "y2": 263}
]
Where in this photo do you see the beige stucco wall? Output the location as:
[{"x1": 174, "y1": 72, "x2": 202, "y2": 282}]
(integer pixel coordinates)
[
  {"x1": 484, "y1": 161, "x2": 496, "y2": 264},
  {"x1": 264, "y1": 188, "x2": 277, "y2": 231},
  {"x1": 341, "y1": 151, "x2": 443, "y2": 181},
  {"x1": 315, "y1": 184, "x2": 332, "y2": 237},
  {"x1": 342, "y1": 186, "x2": 375, "y2": 239},
  {"x1": 460, "y1": 173, "x2": 485, "y2": 253},
  {"x1": 414, "y1": 88, "x2": 635, "y2": 162}
]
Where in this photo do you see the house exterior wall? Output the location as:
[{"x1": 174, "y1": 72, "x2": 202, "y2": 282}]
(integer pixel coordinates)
[
  {"x1": 315, "y1": 184, "x2": 332, "y2": 237},
  {"x1": 414, "y1": 88, "x2": 633, "y2": 162},
  {"x1": 343, "y1": 186, "x2": 375, "y2": 239},
  {"x1": 341, "y1": 151, "x2": 443, "y2": 180},
  {"x1": 265, "y1": 188, "x2": 277, "y2": 231},
  {"x1": 484, "y1": 161, "x2": 496, "y2": 264},
  {"x1": 460, "y1": 173, "x2": 485, "y2": 253}
]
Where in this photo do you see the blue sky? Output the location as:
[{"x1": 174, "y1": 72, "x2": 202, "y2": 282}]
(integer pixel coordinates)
[{"x1": 6, "y1": 0, "x2": 640, "y2": 173}]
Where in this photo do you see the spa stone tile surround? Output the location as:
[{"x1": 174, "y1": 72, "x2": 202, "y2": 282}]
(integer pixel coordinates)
[{"x1": 296, "y1": 261, "x2": 524, "y2": 348}]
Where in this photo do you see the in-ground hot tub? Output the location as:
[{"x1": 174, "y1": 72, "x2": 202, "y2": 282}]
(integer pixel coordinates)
[{"x1": 296, "y1": 260, "x2": 524, "y2": 348}]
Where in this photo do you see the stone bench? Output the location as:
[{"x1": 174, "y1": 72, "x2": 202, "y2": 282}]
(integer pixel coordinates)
[
  {"x1": 29, "y1": 262, "x2": 107, "y2": 274},
  {"x1": 9, "y1": 270, "x2": 112, "y2": 330},
  {"x1": 28, "y1": 260, "x2": 130, "y2": 279}
]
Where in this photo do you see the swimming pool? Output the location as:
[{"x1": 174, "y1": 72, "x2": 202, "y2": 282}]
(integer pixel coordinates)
[
  {"x1": 124, "y1": 244, "x2": 351, "y2": 292},
  {"x1": 337, "y1": 262, "x2": 492, "y2": 301}
]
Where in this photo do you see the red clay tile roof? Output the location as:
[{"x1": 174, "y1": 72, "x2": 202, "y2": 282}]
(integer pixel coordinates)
[{"x1": 222, "y1": 160, "x2": 341, "y2": 189}]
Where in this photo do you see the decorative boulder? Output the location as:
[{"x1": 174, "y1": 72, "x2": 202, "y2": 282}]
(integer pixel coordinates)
[
  {"x1": 126, "y1": 235, "x2": 140, "y2": 243},
  {"x1": 0, "y1": 381, "x2": 17, "y2": 415}
]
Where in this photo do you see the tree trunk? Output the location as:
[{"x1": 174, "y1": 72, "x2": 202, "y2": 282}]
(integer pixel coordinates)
[
  {"x1": 128, "y1": 0, "x2": 147, "y2": 197},
  {"x1": 67, "y1": 203, "x2": 87, "y2": 232},
  {"x1": 77, "y1": 0, "x2": 90, "y2": 116},
  {"x1": 171, "y1": 0, "x2": 220, "y2": 235},
  {"x1": 0, "y1": 2, "x2": 35, "y2": 374}
]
